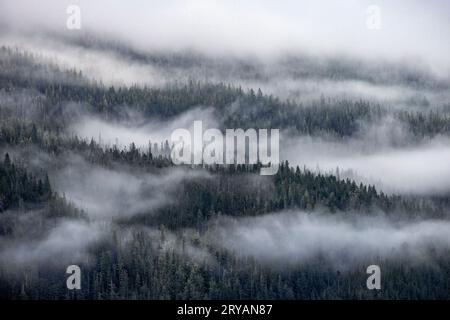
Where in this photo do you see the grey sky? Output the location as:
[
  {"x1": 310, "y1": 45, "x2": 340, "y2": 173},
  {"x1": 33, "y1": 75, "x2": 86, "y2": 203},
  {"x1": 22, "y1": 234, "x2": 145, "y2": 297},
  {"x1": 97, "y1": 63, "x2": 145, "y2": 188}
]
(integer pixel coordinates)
[{"x1": 1, "y1": 0, "x2": 449, "y2": 74}]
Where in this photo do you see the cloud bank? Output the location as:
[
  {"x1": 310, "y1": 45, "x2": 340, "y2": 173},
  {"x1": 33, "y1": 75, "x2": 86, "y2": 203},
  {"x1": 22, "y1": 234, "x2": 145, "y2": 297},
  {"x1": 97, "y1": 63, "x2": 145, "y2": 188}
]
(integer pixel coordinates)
[
  {"x1": 1, "y1": 0, "x2": 449, "y2": 74},
  {"x1": 209, "y1": 210, "x2": 450, "y2": 268}
]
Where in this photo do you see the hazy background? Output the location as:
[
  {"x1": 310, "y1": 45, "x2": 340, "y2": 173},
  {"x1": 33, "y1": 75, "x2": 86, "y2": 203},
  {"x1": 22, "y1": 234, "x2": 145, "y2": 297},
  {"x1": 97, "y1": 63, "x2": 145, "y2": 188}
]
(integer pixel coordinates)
[{"x1": 1, "y1": 0, "x2": 449, "y2": 74}]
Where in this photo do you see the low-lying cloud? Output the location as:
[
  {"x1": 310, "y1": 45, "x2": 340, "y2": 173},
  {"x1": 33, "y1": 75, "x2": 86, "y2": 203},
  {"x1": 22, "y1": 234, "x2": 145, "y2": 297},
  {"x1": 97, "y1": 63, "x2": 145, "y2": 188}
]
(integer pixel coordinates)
[
  {"x1": 52, "y1": 155, "x2": 210, "y2": 219},
  {"x1": 70, "y1": 107, "x2": 219, "y2": 149},
  {"x1": 209, "y1": 210, "x2": 450, "y2": 268},
  {"x1": 2, "y1": 0, "x2": 449, "y2": 74},
  {"x1": 0, "y1": 219, "x2": 106, "y2": 268},
  {"x1": 284, "y1": 134, "x2": 450, "y2": 195}
]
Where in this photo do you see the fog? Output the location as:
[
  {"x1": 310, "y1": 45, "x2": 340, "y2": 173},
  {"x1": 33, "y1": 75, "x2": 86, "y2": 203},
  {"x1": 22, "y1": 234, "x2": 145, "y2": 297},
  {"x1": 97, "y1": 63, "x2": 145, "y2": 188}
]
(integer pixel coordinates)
[
  {"x1": 0, "y1": 219, "x2": 106, "y2": 267},
  {"x1": 283, "y1": 121, "x2": 450, "y2": 195},
  {"x1": 0, "y1": 147, "x2": 211, "y2": 220},
  {"x1": 2, "y1": 33, "x2": 449, "y2": 109},
  {"x1": 52, "y1": 155, "x2": 210, "y2": 219},
  {"x1": 208, "y1": 210, "x2": 450, "y2": 268},
  {"x1": 0, "y1": 34, "x2": 168, "y2": 87},
  {"x1": 1, "y1": 0, "x2": 449, "y2": 74},
  {"x1": 70, "y1": 107, "x2": 219, "y2": 149}
]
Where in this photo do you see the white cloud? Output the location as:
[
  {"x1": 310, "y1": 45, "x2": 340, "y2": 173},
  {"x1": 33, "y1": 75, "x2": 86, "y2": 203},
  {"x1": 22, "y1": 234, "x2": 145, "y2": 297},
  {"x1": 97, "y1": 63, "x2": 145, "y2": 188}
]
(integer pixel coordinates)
[
  {"x1": 209, "y1": 210, "x2": 450, "y2": 268},
  {"x1": 1, "y1": 0, "x2": 449, "y2": 73}
]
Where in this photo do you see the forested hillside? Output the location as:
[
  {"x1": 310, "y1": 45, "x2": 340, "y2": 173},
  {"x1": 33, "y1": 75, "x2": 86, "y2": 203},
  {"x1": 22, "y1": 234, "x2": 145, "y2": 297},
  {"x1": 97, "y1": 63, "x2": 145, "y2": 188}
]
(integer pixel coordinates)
[{"x1": 1, "y1": 33, "x2": 450, "y2": 300}]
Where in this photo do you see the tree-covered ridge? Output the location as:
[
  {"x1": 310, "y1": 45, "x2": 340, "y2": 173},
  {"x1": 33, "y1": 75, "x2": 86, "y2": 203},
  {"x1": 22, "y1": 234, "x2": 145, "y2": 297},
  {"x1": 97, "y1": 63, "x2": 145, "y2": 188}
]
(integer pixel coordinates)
[
  {"x1": 139, "y1": 161, "x2": 449, "y2": 230},
  {"x1": 0, "y1": 154, "x2": 84, "y2": 241},
  {"x1": 20, "y1": 33, "x2": 450, "y2": 90},
  {"x1": 1, "y1": 118, "x2": 447, "y2": 229},
  {"x1": 1, "y1": 118, "x2": 445, "y2": 224},
  {"x1": 1, "y1": 47, "x2": 450, "y2": 140},
  {"x1": 0, "y1": 153, "x2": 51, "y2": 212}
]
